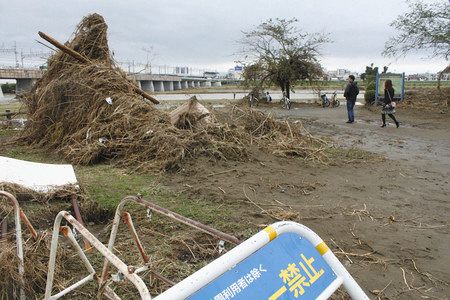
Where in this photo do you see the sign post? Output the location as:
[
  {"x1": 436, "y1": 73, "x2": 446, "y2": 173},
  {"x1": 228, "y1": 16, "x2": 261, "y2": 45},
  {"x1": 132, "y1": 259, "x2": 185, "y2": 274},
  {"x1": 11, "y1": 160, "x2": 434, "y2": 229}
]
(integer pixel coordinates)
[{"x1": 375, "y1": 72, "x2": 405, "y2": 104}]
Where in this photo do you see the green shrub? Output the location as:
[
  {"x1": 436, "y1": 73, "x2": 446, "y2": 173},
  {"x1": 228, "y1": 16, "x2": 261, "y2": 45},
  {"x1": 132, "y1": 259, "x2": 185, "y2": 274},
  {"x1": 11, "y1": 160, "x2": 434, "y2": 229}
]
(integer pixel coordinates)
[
  {"x1": 366, "y1": 81, "x2": 376, "y2": 91},
  {"x1": 364, "y1": 89, "x2": 376, "y2": 105},
  {"x1": 1, "y1": 83, "x2": 16, "y2": 94}
]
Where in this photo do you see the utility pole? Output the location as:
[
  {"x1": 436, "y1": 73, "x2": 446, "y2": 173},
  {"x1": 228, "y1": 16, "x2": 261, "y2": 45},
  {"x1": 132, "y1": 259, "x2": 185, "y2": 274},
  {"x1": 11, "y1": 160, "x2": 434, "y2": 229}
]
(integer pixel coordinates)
[
  {"x1": 0, "y1": 43, "x2": 51, "y2": 68},
  {"x1": 0, "y1": 42, "x2": 19, "y2": 67},
  {"x1": 14, "y1": 41, "x2": 18, "y2": 67}
]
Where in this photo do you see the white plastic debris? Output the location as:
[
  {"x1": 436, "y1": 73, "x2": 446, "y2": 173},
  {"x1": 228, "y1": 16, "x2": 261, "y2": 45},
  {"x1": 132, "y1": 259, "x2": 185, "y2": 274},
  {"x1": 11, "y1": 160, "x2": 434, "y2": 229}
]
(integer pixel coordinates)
[
  {"x1": 111, "y1": 272, "x2": 125, "y2": 282},
  {"x1": 0, "y1": 156, "x2": 78, "y2": 192},
  {"x1": 105, "y1": 97, "x2": 113, "y2": 105},
  {"x1": 218, "y1": 240, "x2": 225, "y2": 254},
  {"x1": 146, "y1": 208, "x2": 153, "y2": 220}
]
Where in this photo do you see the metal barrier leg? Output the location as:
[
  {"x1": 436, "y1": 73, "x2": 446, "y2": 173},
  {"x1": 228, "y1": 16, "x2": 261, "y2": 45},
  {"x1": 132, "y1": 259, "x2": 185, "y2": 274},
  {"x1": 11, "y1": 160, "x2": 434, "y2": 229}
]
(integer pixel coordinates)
[
  {"x1": 44, "y1": 211, "x2": 151, "y2": 300},
  {"x1": 122, "y1": 212, "x2": 175, "y2": 287},
  {"x1": 0, "y1": 191, "x2": 33, "y2": 300},
  {"x1": 122, "y1": 212, "x2": 149, "y2": 263},
  {"x1": 100, "y1": 195, "x2": 241, "y2": 289}
]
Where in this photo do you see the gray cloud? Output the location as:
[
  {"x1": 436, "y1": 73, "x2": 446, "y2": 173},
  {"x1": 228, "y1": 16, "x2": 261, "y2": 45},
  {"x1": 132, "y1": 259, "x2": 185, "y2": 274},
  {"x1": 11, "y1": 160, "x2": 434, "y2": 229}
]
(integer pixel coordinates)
[{"x1": 0, "y1": 0, "x2": 445, "y2": 73}]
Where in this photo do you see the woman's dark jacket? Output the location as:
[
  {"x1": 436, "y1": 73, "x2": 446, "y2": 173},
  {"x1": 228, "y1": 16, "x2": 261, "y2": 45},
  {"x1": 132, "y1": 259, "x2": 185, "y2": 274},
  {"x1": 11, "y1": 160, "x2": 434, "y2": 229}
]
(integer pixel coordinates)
[{"x1": 383, "y1": 88, "x2": 395, "y2": 105}]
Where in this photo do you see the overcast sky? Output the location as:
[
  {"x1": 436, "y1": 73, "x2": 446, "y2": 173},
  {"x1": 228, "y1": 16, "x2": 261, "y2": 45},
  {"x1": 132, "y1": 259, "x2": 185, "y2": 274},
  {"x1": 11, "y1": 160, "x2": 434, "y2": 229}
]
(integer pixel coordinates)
[{"x1": 0, "y1": 0, "x2": 446, "y2": 74}]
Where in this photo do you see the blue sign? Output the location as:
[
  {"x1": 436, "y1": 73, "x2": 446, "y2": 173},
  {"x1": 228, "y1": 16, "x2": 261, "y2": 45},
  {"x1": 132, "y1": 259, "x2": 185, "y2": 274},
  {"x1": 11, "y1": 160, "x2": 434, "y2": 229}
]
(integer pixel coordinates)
[
  {"x1": 187, "y1": 233, "x2": 337, "y2": 300},
  {"x1": 234, "y1": 65, "x2": 243, "y2": 71}
]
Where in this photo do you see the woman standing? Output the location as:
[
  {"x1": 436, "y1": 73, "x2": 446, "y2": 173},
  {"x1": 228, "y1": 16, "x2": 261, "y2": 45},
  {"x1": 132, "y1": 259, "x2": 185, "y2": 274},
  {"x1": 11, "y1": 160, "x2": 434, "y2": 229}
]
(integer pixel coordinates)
[{"x1": 381, "y1": 79, "x2": 399, "y2": 128}]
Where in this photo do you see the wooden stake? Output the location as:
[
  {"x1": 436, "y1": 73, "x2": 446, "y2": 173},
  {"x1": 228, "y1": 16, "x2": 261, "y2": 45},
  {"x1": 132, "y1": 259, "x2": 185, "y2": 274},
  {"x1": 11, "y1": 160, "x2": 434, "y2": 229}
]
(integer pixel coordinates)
[{"x1": 38, "y1": 31, "x2": 159, "y2": 104}]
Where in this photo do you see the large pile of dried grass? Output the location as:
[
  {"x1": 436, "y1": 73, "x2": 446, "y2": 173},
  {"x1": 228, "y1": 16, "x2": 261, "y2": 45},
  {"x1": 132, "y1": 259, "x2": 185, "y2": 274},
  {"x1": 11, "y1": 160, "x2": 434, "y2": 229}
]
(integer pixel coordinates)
[
  {"x1": 20, "y1": 13, "x2": 326, "y2": 171},
  {"x1": 402, "y1": 88, "x2": 449, "y2": 112}
]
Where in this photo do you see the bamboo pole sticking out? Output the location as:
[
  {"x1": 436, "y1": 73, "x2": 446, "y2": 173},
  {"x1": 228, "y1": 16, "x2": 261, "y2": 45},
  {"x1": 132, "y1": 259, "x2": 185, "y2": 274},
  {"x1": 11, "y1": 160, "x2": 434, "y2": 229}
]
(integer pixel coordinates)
[{"x1": 38, "y1": 31, "x2": 160, "y2": 105}]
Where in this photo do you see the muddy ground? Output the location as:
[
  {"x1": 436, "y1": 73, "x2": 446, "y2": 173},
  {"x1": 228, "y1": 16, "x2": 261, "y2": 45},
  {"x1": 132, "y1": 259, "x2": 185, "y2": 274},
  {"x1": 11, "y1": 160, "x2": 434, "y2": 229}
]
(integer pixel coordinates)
[
  {"x1": 164, "y1": 103, "x2": 450, "y2": 299},
  {"x1": 1, "y1": 100, "x2": 449, "y2": 299}
]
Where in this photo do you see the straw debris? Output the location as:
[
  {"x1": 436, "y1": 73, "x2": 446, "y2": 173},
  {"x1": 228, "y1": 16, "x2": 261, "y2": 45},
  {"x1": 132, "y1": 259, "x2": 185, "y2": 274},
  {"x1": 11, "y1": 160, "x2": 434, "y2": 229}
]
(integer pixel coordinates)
[
  {"x1": 0, "y1": 232, "x2": 74, "y2": 298},
  {"x1": 20, "y1": 13, "x2": 327, "y2": 172}
]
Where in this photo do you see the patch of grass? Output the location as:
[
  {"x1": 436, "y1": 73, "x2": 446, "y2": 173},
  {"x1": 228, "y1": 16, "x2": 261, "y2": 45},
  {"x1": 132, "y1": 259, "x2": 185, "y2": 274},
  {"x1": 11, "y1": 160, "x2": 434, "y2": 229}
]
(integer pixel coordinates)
[
  {"x1": 77, "y1": 163, "x2": 235, "y2": 229},
  {"x1": 0, "y1": 133, "x2": 62, "y2": 163},
  {"x1": 0, "y1": 128, "x2": 17, "y2": 139},
  {"x1": 76, "y1": 163, "x2": 235, "y2": 228},
  {"x1": 0, "y1": 100, "x2": 26, "y2": 114},
  {"x1": 76, "y1": 164, "x2": 157, "y2": 210}
]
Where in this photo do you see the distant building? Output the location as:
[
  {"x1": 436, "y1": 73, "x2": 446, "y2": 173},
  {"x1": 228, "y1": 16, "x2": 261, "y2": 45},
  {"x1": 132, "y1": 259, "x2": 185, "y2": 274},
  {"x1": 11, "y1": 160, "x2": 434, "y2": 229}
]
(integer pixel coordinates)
[
  {"x1": 227, "y1": 65, "x2": 244, "y2": 80},
  {"x1": 325, "y1": 69, "x2": 359, "y2": 81},
  {"x1": 175, "y1": 66, "x2": 190, "y2": 75},
  {"x1": 203, "y1": 71, "x2": 219, "y2": 79},
  {"x1": 407, "y1": 72, "x2": 449, "y2": 81}
]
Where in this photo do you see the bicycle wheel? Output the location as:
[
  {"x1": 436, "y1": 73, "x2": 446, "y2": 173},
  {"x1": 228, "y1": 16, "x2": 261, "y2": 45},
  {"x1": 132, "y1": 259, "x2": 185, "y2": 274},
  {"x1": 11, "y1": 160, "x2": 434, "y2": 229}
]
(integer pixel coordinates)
[
  {"x1": 287, "y1": 100, "x2": 292, "y2": 110},
  {"x1": 325, "y1": 100, "x2": 330, "y2": 107},
  {"x1": 334, "y1": 100, "x2": 340, "y2": 107}
]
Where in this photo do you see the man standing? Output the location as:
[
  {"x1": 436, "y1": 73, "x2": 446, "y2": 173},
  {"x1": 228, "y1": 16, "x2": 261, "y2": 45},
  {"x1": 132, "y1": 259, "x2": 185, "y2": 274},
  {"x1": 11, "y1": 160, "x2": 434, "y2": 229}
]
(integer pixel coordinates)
[{"x1": 343, "y1": 75, "x2": 359, "y2": 123}]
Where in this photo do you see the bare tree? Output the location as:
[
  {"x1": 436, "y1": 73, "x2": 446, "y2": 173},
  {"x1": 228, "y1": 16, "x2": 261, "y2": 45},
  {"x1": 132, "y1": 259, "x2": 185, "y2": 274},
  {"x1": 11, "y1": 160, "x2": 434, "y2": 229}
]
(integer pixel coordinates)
[
  {"x1": 383, "y1": 0, "x2": 449, "y2": 60},
  {"x1": 238, "y1": 18, "x2": 330, "y2": 99},
  {"x1": 384, "y1": 0, "x2": 450, "y2": 92}
]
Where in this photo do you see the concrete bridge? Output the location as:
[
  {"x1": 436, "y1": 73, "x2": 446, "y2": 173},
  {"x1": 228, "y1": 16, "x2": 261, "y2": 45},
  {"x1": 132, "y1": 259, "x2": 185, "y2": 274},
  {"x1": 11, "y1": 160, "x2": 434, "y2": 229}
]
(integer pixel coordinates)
[{"x1": 0, "y1": 68, "x2": 222, "y2": 94}]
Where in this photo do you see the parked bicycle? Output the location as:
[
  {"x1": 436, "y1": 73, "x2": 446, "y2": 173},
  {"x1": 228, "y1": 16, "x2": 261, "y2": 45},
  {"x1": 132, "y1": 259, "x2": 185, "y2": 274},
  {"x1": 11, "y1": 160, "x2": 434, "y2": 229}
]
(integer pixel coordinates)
[
  {"x1": 320, "y1": 91, "x2": 340, "y2": 108},
  {"x1": 280, "y1": 92, "x2": 292, "y2": 110}
]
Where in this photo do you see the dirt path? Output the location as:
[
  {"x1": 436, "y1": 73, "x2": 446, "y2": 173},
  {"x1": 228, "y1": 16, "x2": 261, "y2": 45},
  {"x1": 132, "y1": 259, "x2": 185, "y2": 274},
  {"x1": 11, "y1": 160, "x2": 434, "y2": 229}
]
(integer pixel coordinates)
[{"x1": 165, "y1": 104, "x2": 450, "y2": 299}]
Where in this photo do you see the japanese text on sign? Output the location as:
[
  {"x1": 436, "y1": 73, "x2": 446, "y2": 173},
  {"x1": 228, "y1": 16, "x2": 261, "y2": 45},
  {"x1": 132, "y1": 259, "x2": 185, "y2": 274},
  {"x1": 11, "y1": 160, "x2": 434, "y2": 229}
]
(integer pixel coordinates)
[
  {"x1": 213, "y1": 265, "x2": 267, "y2": 300},
  {"x1": 270, "y1": 253, "x2": 324, "y2": 299}
]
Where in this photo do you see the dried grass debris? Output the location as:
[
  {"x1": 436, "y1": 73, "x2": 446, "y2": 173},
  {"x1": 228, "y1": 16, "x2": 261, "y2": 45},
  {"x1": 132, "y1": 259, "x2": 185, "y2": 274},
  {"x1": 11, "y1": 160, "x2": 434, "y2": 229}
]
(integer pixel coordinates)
[{"x1": 20, "y1": 13, "x2": 328, "y2": 172}]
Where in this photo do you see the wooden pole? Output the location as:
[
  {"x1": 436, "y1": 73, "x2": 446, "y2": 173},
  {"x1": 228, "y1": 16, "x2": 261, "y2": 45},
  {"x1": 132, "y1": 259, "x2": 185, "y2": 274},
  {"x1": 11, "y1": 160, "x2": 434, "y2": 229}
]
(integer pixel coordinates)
[
  {"x1": 38, "y1": 31, "x2": 89, "y2": 63},
  {"x1": 38, "y1": 31, "x2": 159, "y2": 104}
]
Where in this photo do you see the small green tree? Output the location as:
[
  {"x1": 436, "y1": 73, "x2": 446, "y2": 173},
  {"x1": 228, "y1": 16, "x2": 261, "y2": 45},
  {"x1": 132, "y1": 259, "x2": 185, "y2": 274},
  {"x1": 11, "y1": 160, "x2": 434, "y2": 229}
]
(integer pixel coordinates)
[
  {"x1": 361, "y1": 63, "x2": 386, "y2": 105},
  {"x1": 1, "y1": 83, "x2": 16, "y2": 94},
  {"x1": 238, "y1": 18, "x2": 330, "y2": 99}
]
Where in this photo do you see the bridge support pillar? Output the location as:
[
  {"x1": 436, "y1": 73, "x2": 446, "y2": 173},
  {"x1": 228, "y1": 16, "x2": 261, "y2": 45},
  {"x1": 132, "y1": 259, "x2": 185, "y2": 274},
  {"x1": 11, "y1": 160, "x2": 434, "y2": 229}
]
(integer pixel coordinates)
[
  {"x1": 212, "y1": 81, "x2": 222, "y2": 87},
  {"x1": 154, "y1": 81, "x2": 164, "y2": 92},
  {"x1": 181, "y1": 81, "x2": 188, "y2": 89},
  {"x1": 189, "y1": 81, "x2": 195, "y2": 88},
  {"x1": 163, "y1": 81, "x2": 174, "y2": 91},
  {"x1": 140, "y1": 80, "x2": 154, "y2": 92},
  {"x1": 15, "y1": 78, "x2": 36, "y2": 94},
  {"x1": 174, "y1": 81, "x2": 182, "y2": 90},
  {"x1": 195, "y1": 81, "x2": 200, "y2": 88}
]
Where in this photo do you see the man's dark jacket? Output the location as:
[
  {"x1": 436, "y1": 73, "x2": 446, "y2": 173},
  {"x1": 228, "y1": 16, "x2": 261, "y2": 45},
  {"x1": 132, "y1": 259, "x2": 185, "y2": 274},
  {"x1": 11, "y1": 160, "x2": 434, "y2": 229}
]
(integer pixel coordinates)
[{"x1": 344, "y1": 82, "x2": 359, "y2": 101}]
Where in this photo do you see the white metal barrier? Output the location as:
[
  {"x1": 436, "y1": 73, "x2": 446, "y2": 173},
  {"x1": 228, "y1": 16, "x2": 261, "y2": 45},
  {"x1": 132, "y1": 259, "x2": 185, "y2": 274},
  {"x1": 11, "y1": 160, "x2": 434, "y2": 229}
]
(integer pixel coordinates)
[
  {"x1": 44, "y1": 211, "x2": 150, "y2": 300},
  {"x1": 0, "y1": 191, "x2": 38, "y2": 300},
  {"x1": 155, "y1": 221, "x2": 368, "y2": 300},
  {"x1": 44, "y1": 195, "x2": 241, "y2": 300}
]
